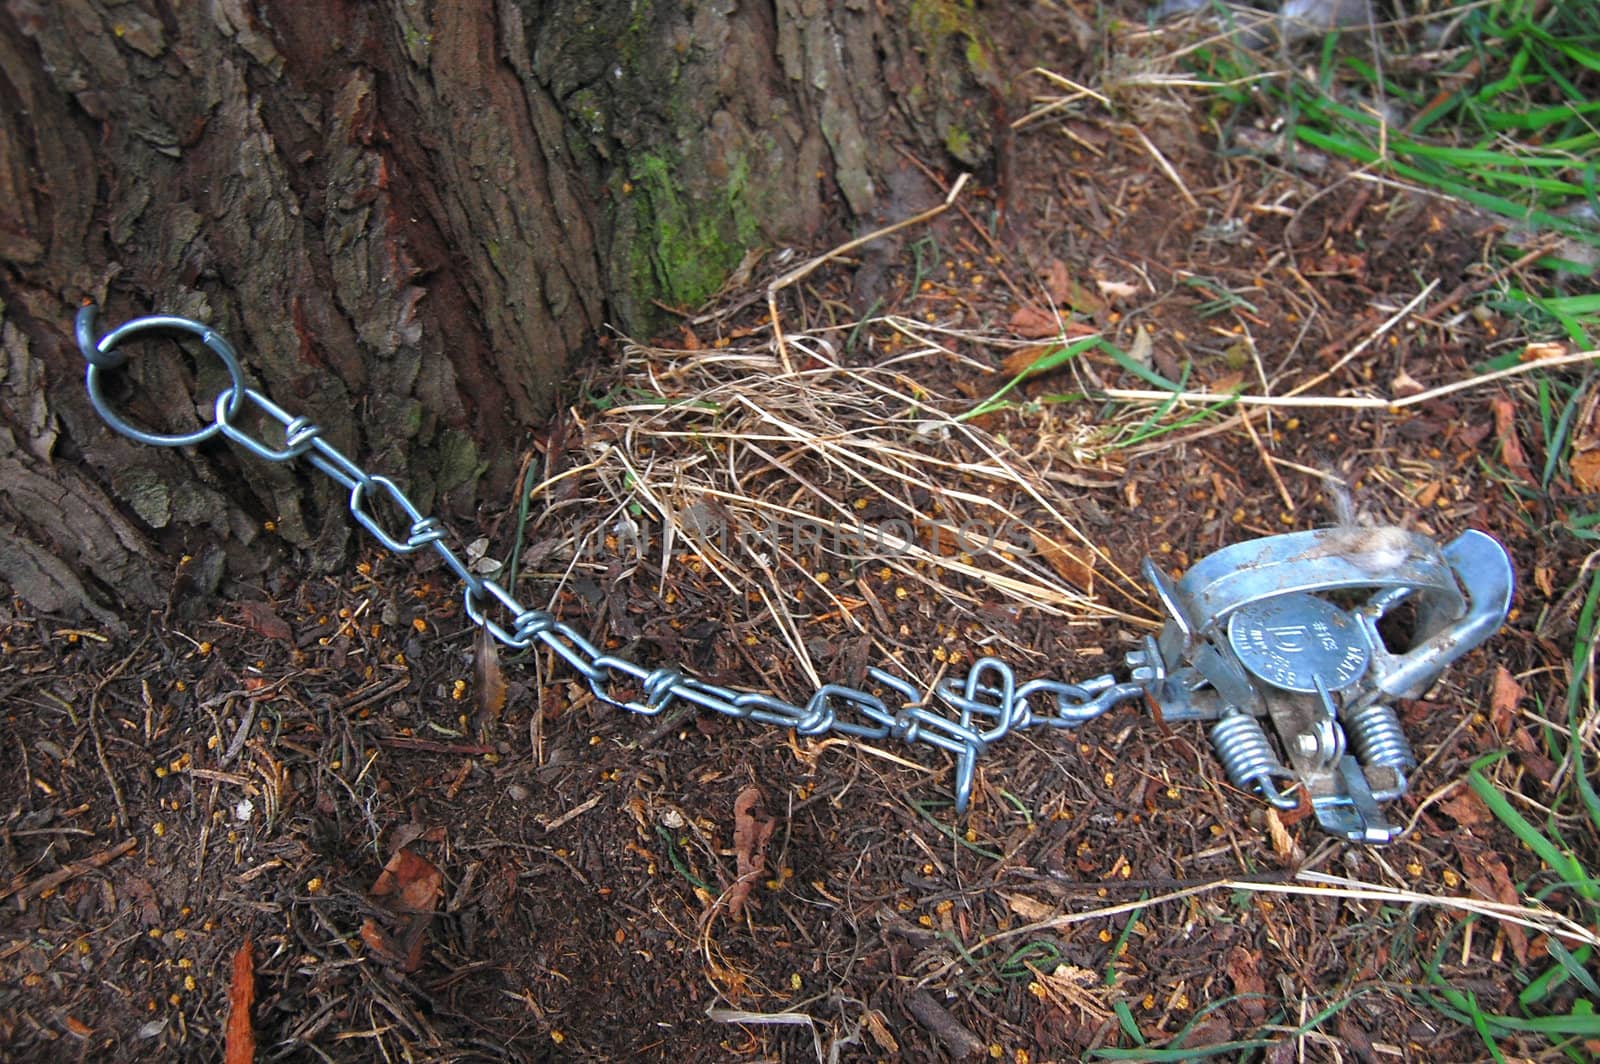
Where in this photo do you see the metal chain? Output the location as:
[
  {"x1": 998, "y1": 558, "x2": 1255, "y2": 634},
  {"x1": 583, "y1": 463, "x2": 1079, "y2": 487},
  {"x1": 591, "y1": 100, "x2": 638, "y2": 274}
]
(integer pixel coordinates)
[{"x1": 76, "y1": 305, "x2": 1155, "y2": 811}]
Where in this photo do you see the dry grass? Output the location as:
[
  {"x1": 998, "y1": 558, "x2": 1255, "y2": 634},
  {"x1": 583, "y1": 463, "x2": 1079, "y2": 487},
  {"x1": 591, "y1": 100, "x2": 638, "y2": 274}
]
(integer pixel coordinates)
[{"x1": 517, "y1": 325, "x2": 1157, "y2": 693}]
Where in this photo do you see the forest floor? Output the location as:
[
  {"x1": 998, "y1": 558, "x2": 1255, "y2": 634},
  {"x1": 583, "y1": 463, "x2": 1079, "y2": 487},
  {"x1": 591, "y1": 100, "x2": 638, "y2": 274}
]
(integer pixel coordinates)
[{"x1": 4, "y1": 3, "x2": 1598, "y2": 1062}]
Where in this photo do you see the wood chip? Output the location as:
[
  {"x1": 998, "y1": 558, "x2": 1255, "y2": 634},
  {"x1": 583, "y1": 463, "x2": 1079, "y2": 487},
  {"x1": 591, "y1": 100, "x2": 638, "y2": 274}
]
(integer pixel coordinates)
[
  {"x1": 224, "y1": 936, "x2": 255, "y2": 1064},
  {"x1": 904, "y1": 991, "x2": 985, "y2": 1059},
  {"x1": 1004, "y1": 892, "x2": 1055, "y2": 921}
]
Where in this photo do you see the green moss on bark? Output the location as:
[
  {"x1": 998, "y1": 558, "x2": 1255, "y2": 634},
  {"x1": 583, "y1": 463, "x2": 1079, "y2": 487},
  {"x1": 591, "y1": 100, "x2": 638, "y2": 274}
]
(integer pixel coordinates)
[{"x1": 623, "y1": 150, "x2": 759, "y2": 314}]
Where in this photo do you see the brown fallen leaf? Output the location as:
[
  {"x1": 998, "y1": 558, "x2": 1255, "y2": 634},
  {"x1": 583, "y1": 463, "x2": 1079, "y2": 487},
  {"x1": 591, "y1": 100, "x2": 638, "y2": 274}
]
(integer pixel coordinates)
[
  {"x1": 728, "y1": 785, "x2": 774, "y2": 919},
  {"x1": 1059, "y1": 276, "x2": 1105, "y2": 316},
  {"x1": 1008, "y1": 303, "x2": 1061, "y2": 339},
  {"x1": 1224, "y1": 945, "x2": 1268, "y2": 1024},
  {"x1": 474, "y1": 624, "x2": 507, "y2": 720},
  {"x1": 360, "y1": 846, "x2": 444, "y2": 972},
  {"x1": 1571, "y1": 449, "x2": 1600, "y2": 494},
  {"x1": 237, "y1": 600, "x2": 292, "y2": 642},
  {"x1": 1490, "y1": 394, "x2": 1533, "y2": 483},
  {"x1": 1489, "y1": 665, "x2": 1524, "y2": 734},
  {"x1": 1044, "y1": 257, "x2": 1073, "y2": 305},
  {"x1": 1457, "y1": 845, "x2": 1530, "y2": 964},
  {"x1": 1000, "y1": 343, "x2": 1064, "y2": 379},
  {"x1": 224, "y1": 936, "x2": 255, "y2": 1064},
  {"x1": 1029, "y1": 530, "x2": 1095, "y2": 593},
  {"x1": 1438, "y1": 788, "x2": 1489, "y2": 828}
]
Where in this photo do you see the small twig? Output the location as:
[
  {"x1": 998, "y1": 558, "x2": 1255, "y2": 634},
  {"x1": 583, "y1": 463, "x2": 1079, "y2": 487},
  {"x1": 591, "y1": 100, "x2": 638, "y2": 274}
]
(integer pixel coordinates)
[
  {"x1": 334, "y1": 672, "x2": 412, "y2": 714},
  {"x1": 3, "y1": 837, "x2": 138, "y2": 906},
  {"x1": 1101, "y1": 347, "x2": 1599, "y2": 410},
  {"x1": 1415, "y1": 239, "x2": 1564, "y2": 326},
  {"x1": 87, "y1": 639, "x2": 146, "y2": 829},
  {"x1": 903, "y1": 992, "x2": 986, "y2": 1060},
  {"x1": 1241, "y1": 409, "x2": 1294, "y2": 511},
  {"x1": 1127, "y1": 124, "x2": 1198, "y2": 210},
  {"x1": 376, "y1": 735, "x2": 496, "y2": 755},
  {"x1": 767, "y1": 174, "x2": 970, "y2": 374},
  {"x1": 1285, "y1": 281, "x2": 1438, "y2": 398},
  {"x1": 540, "y1": 793, "x2": 603, "y2": 833}
]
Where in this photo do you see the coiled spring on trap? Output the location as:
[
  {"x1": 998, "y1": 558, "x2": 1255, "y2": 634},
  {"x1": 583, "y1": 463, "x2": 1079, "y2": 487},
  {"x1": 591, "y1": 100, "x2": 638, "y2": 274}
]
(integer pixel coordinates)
[
  {"x1": 1209, "y1": 709, "x2": 1300, "y2": 810},
  {"x1": 1343, "y1": 702, "x2": 1414, "y2": 801}
]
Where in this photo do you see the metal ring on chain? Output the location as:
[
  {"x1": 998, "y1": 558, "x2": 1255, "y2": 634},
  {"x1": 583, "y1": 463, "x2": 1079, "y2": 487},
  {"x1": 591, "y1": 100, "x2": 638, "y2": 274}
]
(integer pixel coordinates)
[{"x1": 78, "y1": 306, "x2": 247, "y2": 448}]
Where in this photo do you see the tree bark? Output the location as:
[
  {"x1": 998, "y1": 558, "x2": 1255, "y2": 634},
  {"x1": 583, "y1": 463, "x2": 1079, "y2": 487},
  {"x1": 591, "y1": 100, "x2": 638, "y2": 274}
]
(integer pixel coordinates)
[{"x1": 0, "y1": 0, "x2": 1001, "y2": 621}]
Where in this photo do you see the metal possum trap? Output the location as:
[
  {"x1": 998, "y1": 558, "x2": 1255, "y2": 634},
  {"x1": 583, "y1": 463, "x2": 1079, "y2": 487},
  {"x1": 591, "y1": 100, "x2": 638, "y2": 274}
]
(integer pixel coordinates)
[{"x1": 76, "y1": 305, "x2": 1515, "y2": 843}]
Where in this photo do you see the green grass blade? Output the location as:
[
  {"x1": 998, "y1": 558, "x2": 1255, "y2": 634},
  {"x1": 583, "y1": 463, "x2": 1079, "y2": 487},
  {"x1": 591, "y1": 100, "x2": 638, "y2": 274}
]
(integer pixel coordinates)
[
  {"x1": 1543, "y1": 939, "x2": 1600, "y2": 999},
  {"x1": 1566, "y1": 567, "x2": 1600, "y2": 830},
  {"x1": 958, "y1": 335, "x2": 1099, "y2": 422},
  {"x1": 1104, "y1": 898, "x2": 1146, "y2": 987},
  {"x1": 1518, "y1": 945, "x2": 1592, "y2": 1007},
  {"x1": 1467, "y1": 754, "x2": 1598, "y2": 902},
  {"x1": 1112, "y1": 1000, "x2": 1143, "y2": 1046},
  {"x1": 1101, "y1": 338, "x2": 1182, "y2": 391},
  {"x1": 1466, "y1": 992, "x2": 1512, "y2": 1064}
]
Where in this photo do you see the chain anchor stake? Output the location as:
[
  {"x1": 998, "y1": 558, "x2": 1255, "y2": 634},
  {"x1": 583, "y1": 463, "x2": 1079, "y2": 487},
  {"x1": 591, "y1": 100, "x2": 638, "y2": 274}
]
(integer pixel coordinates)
[{"x1": 75, "y1": 306, "x2": 1515, "y2": 843}]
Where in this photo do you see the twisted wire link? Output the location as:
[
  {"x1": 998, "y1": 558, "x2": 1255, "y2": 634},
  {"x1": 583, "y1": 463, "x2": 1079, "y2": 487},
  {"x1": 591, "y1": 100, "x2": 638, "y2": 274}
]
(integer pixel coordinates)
[{"x1": 76, "y1": 306, "x2": 1148, "y2": 812}]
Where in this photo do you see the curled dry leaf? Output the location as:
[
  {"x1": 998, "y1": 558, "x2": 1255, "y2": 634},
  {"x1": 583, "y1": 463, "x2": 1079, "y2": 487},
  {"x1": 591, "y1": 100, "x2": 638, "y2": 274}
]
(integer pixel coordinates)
[
  {"x1": 1096, "y1": 278, "x2": 1139, "y2": 301},
  {"x1": 728, "y1": 785, "x2": 775, "y2": 919},
  {"x1": 224, "y1": 936, "x2": 255, "y2": 1064},
  {"x1": 1390, "y1": 368, "x2": 1425, "y2": 397},
  {"x1": 1490, "y1": 395, "x2": 1533, "y2": 484},
  {"x1": 1224, "y1": 945, "x2": 1267, "y2": 1024},
  {"x1": 1521, "y1": 340, "x2": 1567, "y2": 362},
  {"x1": 1052, "y1": 270, "x2": 1104, "y2": 315},
  {"x1": 1264, "y1": 805, "x2": 1301, "y2": 864},
  {"x1": 360, "y1": 846, "x2": 444, "y2": 972},
  {"x1": 1044, "y1": 257, "x2": 1073, "y2": 306}
]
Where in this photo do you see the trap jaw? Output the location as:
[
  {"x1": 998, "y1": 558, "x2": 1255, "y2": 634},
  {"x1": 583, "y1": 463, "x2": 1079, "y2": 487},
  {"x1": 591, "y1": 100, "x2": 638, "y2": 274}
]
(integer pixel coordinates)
[{"x1": 1140, "y1": 528, "x2": 1514, "y2": 843}]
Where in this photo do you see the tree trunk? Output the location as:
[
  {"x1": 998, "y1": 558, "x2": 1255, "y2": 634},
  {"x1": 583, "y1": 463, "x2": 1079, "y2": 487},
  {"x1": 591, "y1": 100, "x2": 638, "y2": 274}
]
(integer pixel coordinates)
[{"x1": 0, "y1": 0, "x2": 1001, "y2": 622}]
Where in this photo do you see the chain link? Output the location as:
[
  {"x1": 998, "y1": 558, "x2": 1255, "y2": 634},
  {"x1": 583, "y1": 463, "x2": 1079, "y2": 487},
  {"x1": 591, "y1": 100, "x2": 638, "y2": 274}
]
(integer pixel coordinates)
[{"x1": 76, "y1": 306, "x2": 1155, "y2": 812}]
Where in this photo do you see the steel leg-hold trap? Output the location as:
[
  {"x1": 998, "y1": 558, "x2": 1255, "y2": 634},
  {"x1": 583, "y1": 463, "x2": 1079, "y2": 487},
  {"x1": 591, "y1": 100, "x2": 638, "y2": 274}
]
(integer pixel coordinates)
[{"x1": 76, "y1": 304, "x2": 1515, "y2": 843}]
